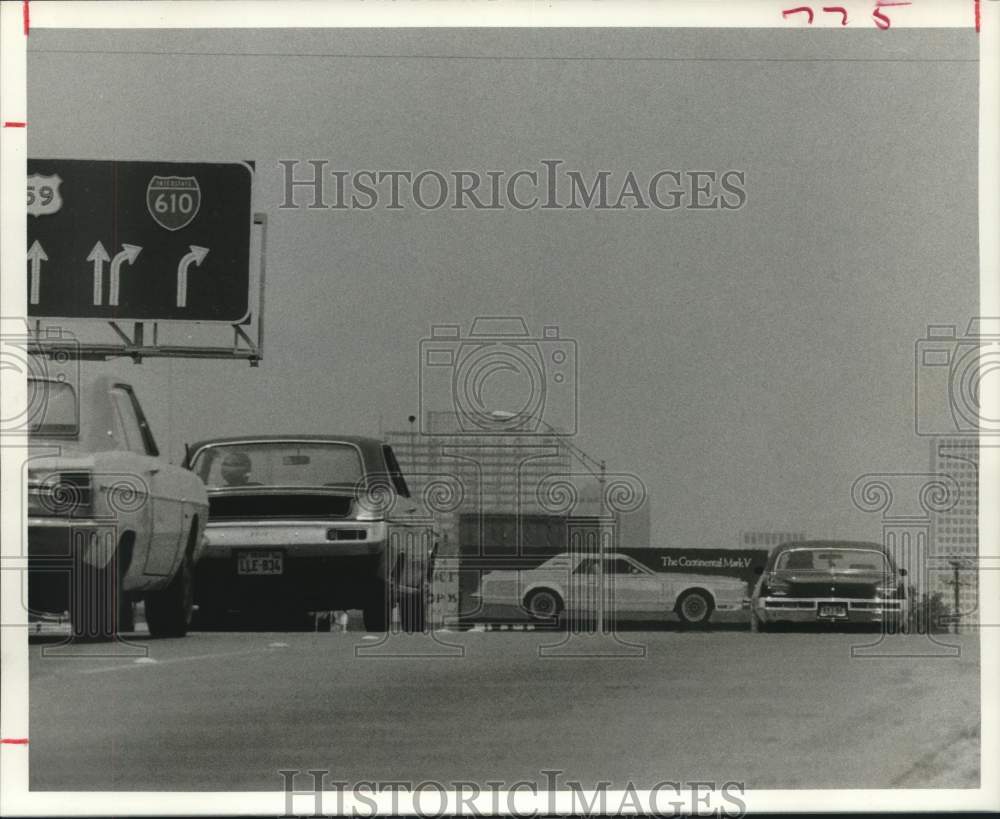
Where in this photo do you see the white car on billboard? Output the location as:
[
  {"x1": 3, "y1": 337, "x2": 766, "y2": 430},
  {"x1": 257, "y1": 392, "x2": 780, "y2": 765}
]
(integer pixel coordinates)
[{"x1": 471, "y1": 551, "x2": 748, "y2": 627}]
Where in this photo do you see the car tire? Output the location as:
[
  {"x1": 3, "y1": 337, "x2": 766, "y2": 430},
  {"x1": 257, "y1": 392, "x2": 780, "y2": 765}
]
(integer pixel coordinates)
[
  {"x1": 399, "y1": 591, "x2": 428, "y2": 633},
  {"x1": 315, "y1": 612, "x2": 333, "y2": 632},
  {"x1": 362, "y1": 582, "x2": 389, "y2": 632},
  {"x1": 145, "y1": 530, "x2": 196, "y2": 638},
  {"x1": 676, "y1": 589, "x2": 714, "y2": 628},
  {"x1": 192, "y1": 604, "x2": 226, "y2": 630},
  {"x1": 524, "y1": 588, "x2": 563, "y2": 622},
  {"x1": 274, "y1": 608, "x2": 314, "y2": 631},
  {"x1": 118, "y1": 593, "x2": 135, "y2": 633},
  {"x1": 70, "y1": 556, "x2": 118, "y2": 641}
]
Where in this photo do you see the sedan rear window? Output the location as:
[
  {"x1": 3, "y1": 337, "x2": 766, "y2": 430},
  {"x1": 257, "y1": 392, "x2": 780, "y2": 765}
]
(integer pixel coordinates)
[
  {"x1": 777, "y1": 548, "x2": 888, "y2": 573},
  {"x1": 192, "y1": 442, "x2": 365, "y2": 489}
]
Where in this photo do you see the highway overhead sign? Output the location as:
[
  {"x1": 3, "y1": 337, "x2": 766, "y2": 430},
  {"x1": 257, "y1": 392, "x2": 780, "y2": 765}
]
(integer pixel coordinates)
[{"x1": 27, "y1": 159, "x2": 254, "y2": 323}]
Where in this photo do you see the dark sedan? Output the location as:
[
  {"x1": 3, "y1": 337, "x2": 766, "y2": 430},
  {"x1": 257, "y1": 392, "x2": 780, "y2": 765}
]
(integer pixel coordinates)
[
  {"x1": 185, "y1": 435, "x2": 436, "y2": 631},
  {"x1": 750, "y1": 540, "x2": 907, "y2": 632}
]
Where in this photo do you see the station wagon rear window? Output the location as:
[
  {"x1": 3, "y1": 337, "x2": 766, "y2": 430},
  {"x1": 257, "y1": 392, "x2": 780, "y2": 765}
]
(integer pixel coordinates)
[
  {"x1": 27, "y1": 380, "x2": 78, "y2": 436},
  {"x1": 192, "y1": 442, "x2": 365, "y2": 489}
]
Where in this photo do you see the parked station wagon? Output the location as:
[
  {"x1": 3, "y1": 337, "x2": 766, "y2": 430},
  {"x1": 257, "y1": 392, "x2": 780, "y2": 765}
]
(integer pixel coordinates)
[
  {"x1": 27, "y1": 375, "x2": 208, "y2": 639},
  {"x1": 186, "y1": 436, "x2": 437, "y2": 631},
  {"x1": 750, "y1": 540, "x2": 907, "y2": 631}
]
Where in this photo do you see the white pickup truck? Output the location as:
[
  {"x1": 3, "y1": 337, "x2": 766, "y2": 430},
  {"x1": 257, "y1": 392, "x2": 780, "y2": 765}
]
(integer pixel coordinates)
[{"x1": 27, "y1": 375, "x2": 208, "y2": 639}]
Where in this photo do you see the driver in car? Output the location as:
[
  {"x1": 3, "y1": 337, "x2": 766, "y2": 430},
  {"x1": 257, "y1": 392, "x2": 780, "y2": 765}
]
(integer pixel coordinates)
[{"x1": 220, "y1": 451, "x2": 258, "y2": 486}]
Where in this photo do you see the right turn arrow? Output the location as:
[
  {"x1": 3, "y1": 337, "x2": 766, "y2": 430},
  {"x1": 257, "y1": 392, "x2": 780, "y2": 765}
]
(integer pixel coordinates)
[
  {"x1": 176, "y1": 245, "x2": 209, "y2": 308},
  {"x1": 108, "y1": 244, "x2": 143, "y2": 306}
]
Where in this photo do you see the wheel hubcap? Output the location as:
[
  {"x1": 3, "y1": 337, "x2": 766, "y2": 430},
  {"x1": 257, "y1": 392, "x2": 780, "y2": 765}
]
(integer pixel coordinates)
[
  {"x1": 683, "y1": 596, "x2": 706, "y2": 621},
  {"x1": 532, "y1": 594, "x2": 555, "y2": 616}
]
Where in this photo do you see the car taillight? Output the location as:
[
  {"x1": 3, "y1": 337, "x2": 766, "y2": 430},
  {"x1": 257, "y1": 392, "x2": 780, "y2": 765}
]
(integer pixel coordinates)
[
  {"x1": 875, "y1": 583, "x2": 902, "y2": 598},
  {"x1": 27, "y1": 471, "x2": 93, "y2": 517},
  {"x1": 354, "y1": 509, "x2": 385, "y2": 522}
]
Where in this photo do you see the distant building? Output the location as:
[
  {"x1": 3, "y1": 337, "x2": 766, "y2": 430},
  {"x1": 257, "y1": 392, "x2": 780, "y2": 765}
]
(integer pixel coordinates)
[
  {"x1": 930, "y1": 437, "x2": 978, "y2": 625},
  {"x1": 387, "y1": 411, "x2": 574, "y2": 537},
  {"x1": 386, "y1": 411, "x2": 577, "y2": 622},
  {"x1": 740, "y1": 530, "x2": 807, "y2": 549}
]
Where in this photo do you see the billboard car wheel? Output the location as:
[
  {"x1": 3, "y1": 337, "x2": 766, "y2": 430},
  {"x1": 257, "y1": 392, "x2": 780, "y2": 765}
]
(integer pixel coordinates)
[
  {"x1": 524, "y1": 588, "x2": 564, "y2": 622},
  {"x1": 676, "y1": 589, "x2": 714, "y2": 628}
]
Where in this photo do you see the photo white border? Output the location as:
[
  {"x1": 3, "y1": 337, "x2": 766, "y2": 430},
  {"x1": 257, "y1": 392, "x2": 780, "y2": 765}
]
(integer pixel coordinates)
[{"x1": 1, "y1": 0, "x2": 997, "y2": 814}]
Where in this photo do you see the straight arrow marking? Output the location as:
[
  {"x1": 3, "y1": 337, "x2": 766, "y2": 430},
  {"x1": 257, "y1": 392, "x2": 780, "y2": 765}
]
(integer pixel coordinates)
[
  {"x1": 26, "y1": 240, "x2": 47, "y2": 304},
  {"x1": 86, "y1": 241, "x2": 110, "y2": 306}
]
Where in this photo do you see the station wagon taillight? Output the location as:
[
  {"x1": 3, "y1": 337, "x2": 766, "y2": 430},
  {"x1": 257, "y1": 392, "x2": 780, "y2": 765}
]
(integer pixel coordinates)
[{"x1": 27, "y1": 471, "x2": 93, "y2": 517}]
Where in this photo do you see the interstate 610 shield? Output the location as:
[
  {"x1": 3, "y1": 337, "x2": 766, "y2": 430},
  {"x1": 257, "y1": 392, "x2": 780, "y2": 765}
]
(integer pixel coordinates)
[{"x1": 26, "y1": 159, "x2": 254, "y2": 323}]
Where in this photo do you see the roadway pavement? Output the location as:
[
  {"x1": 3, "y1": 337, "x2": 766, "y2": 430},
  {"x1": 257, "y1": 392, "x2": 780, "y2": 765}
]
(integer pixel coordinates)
[{"x1": 27, "y1": 627, "x2": 980, "y2": 791}]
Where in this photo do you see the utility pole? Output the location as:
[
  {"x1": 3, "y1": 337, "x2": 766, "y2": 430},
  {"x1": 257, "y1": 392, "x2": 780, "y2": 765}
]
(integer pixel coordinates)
[
  {"x1": 945, "y1": 560, "x2": 971, "y2": 635},
  {"x1": 596, "y1": 457, "x2": 608, "y2": 634}
]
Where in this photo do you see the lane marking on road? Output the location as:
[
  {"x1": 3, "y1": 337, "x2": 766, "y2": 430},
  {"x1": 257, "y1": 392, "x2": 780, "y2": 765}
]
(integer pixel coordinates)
[{"x1": 78, "y1": 646, "x2": 281, "y2": 675}]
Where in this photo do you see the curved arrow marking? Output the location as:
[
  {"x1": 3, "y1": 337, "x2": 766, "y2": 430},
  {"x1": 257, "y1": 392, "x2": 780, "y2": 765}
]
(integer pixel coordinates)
[
  {"x1": 176, "y1": 245, "x2": 209, "y2": 308},
  {"x1": 27, "y1": 240, "x2": 48, "y2": 305},
  {"x1": 108, "y1": 244, "x2": 142, "y2": 307},
  {"x1": 86, "y1": 241, "x2": 110, "y2": 305}
]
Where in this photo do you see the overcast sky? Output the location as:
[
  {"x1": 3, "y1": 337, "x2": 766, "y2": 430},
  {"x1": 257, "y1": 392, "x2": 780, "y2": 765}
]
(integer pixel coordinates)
[{"x1": 25, "y1": 27, "x2": 978, "y2": 546}]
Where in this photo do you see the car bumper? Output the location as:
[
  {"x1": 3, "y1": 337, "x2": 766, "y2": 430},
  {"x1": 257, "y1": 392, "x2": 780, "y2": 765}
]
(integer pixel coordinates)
[
  {"x1": 203, "y1": 519, "x2": 390, "y2": 555},
  {"x1": 197, "y1": 520, "x2": 431, "y2": 610},
  {"x1": 756, "y1": 596, "x2": 906, "y2": 624},
  {"x1": 28, "y1": 518, "x2": 118, "y2": 568},
  {"x1": 27, "y1": 518, "x2": 119, "y2": 613}
]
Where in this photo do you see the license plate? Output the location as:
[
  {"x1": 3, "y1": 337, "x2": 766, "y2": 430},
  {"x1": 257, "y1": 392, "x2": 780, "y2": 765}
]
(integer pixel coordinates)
[
  {"x1": 818, "y1": 603, "x2": 847, "y2": 618},
  {"x1": 237, "y1": 551, "x2": 283, "y2": 575}
]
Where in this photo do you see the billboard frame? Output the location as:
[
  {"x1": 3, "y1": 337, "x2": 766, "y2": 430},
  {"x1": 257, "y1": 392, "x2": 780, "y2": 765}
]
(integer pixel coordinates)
[{"x1": 27, "y1": 213, "x2": 268, "y2": 366}]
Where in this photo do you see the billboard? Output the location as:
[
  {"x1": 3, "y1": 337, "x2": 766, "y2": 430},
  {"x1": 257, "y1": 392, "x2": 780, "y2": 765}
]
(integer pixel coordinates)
[{"x1": 458, "y1": 512, "x2": 771, "y2": 594}]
